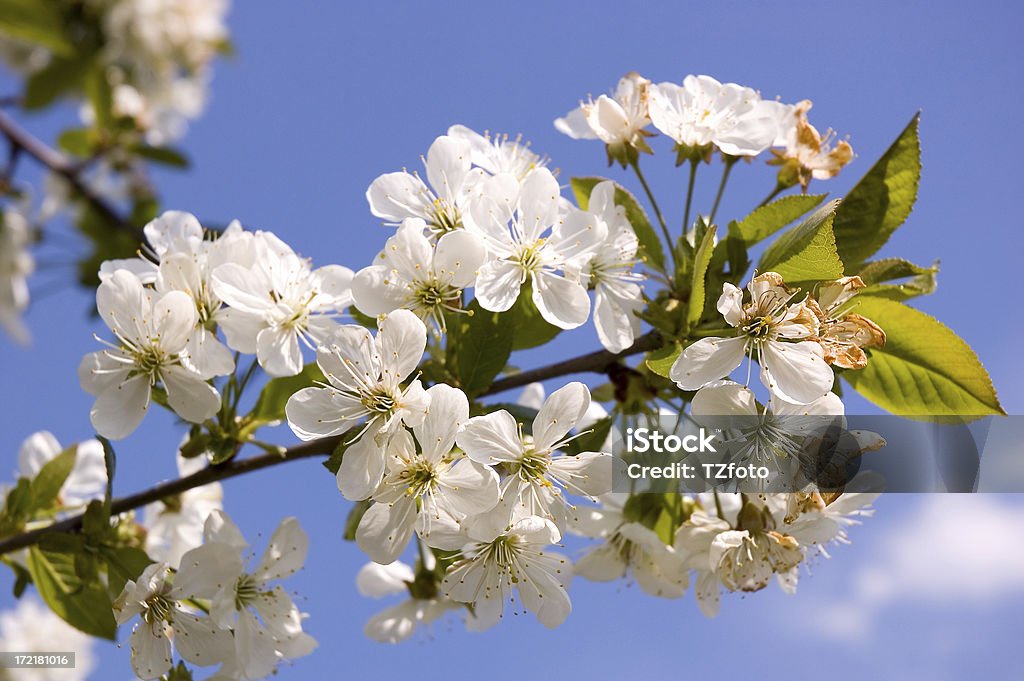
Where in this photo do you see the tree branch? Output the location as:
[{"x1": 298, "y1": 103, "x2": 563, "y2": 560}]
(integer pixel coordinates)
[
  {"x1": 0, "y1": 435, "x2": 340, "y2": 556},
  {"x1": 479, "y1": 330, "x2": 661, "y2": 397},
  {"x1": 0, "y1": 108, "x2": 144, "y2": 243},
  {"x1": 0, "y1": 330, "x2": 665, "y2": 556}
]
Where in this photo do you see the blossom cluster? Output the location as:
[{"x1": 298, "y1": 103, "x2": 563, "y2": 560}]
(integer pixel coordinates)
[
  {"x1": 556, "y1": 72, "x2": 853, "y2": 187},
  {"x1": 0, "y1": 0, "x2": 231, "y2": 146},
  {"x1": 285, "y1": 312, "x2": 613, "y2": 630},
  {"x1": 0, "y1": 62, "x2": 919, "y2": 681},
  {"x1": 98, "y1": 0, "x2": 230, "y2": 145},
  {"x1": 114, "y1": 511, "x2": 314, "y2": 680},
  {"x1": 79, "y1": 210, "x2": 353, "y2": 439},
  {"x1": 361, "y1": 125, "x2": 646, "y2": 351}
]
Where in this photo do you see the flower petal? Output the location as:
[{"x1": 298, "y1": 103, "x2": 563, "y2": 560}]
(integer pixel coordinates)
[
  {"x1": 456, "y1": 410, "x2": 523, "y2": 465},
  {"x1": 356, "y1": 561, "x2": 414, "y2": 598},
  {"x1": 90, "y1": 373, "x2": 151, "y2": 439},
  {"x1": 532, "y1": 271, "x2": 590, "y2": 330},
  {"x1": 669, "y1": 336, "x2": 747, "y2": 391},
  {"x1": 356, "y1": 499, "x2": 417, "y2": 564},
  {"x1": 533, "y1": 381, "x2": 590, "y2": 452},
  {"x1": 254, "y1": 516, "x2": 308, "y2": 582},
  {"x1": 337, "y1": 433, "x2": 386, "y2": 501},
  {"x1": 760, "y1": 340, "x2": 834, "y2": 405},
  {"x1": 162, "y1": 365, "x2": 221, "y2": 424}
]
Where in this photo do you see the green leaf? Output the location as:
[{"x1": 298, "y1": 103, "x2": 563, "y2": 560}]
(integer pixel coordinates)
[
  {"x1": 84, "y1": 65, "x2": 113, "y2": 129},
  {"x1": 842, "y1": 297, "x2": 1004, "y2": 417},
  {"x1": 322, "y1": 425, "x2": 364, "y2": 475},
  {"x1": 348, "y1": 305, "x2": 378, "y2": 329},
  {"x1": 29, "y1": 445, "x2": 77, "y2": 511},
  {"x1": 832, "y1": 113, "x2": 921, "y2": 266},
  {"x1": 165, "y1": 662, "x2": 195, "y2": 681},
  {"x1": 131, "y1": 144, "x2": 190, "y2": 168},
  {"x1": 57, "y1": 128, "x2": 94, "y2": 157},
  {"x1": 730, "y1": 194, "x2": 827, "y2": 245},
  {"x1": 471, "y1": 402, "x2": 539, "y2": 426},
  {"x1": 646, "y1": 343, "x2": 681, "y2": 379},
  {"x1": 9, "y1": 560, "x2": 31, "y2": 598},
  {"x1": 563, "y1": 416, "x2": 613, "y2": 455},
  {"x1": 0, "y1": 0, "x2": 74, "y2": 55},
  {"x1": 571, "y1": 176, "x2": 665, "y2": 270},
  {"x1": 451, "y1": 301, "x2": 513, "y2": 397},
  {"x1": 250, "y1": 363, "x2": 326, "y2": 425},
  {"x1": 27, "y1": 544, "x2": 117, "y2": 639},
  {"x1": 97, "y1": 435, "x2": 116, "y2": 514},
  {"x1": 758, "y1": 199, "x2": 844, "y2": 282},
  {"x1": 0, "y1": 478, "x2": 32, "y2": 535},
  {"x1": 23, "y1": 56, "x2": 90, "y2": 109},
  {"x1": 507, "y1": 287, "x2": 561, "y2": 350},
  {"x1": 343, "y1": 500, "x2": 371, "y2": 541},
  {"x1": 687, "y1": 225, "x2": 717, "y2": 328},
  {"x1": 81, "y1": 499, "x2": 112, "y2": 541},
  {"x1": 855, "y1": 257, "x2": 938, "y2": 301},
  {"x1": 102, "y1": 546, "x2": 152, "y2": 600},
  {"x1": 75, "y1": 204, "x2": 140, "y2": 288}
]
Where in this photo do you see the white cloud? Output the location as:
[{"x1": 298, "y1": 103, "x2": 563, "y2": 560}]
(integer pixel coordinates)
[{"x1": 802, "y1": 495, "x2": 1024, "y2": 640}]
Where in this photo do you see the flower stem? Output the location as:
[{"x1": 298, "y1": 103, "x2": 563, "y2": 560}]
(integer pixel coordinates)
[
  {"x1": 630, "y1": 160, "x2": 675, "y2": 271},
  {"x1": 682, "y1": 157, "x2": 699, "y2": 234},
  {"x1": 756, "y1": 182, "x2": 788, "y2": 209},
  {"x1": 709, "y1": 156, "x2": 738, "y2": 225}
]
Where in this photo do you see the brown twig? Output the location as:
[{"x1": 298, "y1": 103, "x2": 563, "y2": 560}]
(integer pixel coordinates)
[
  {"x1": 0, "y1": 108, "x2": 144, "y2": 243},
  {"x1": 479, "y1": 330, "x2": 661, "y2": 397}
]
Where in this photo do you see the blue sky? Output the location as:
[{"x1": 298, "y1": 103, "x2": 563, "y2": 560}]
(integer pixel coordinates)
[{"x1": 2, "y1": 1, "x2": 1023, "y2": 679}]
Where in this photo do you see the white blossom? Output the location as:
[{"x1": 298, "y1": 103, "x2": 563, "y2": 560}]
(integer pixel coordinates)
[
  {"x1": 98, "y1": 0, "x2": 229, "y2": 144},
  {"x1": 554, "y1": 72, "x2": 652, "y2": 164},
  {"x1": 113, "y1": 553, "x2": 237, "y2": 680},
  {"x1": 285, "y1": 309, "x2": 429, "y2": 500},
  {"x1": 78, "y1": 269, "x2": 222, "y2": 439},
  {"x1": 577, "y1": 181, "x2": 644, "y2": 352},
  {"x1": 153, "y1": 219, "x2": 257, "y2": 378},
  {"x1": 670, "y1": 272, "x2": 834, "y2": 404},
  {"x1": 447, "y1": 124, "x2": 547, "y2": 182},
  {"x1": 471, "y1": 167, "x2": 605, "y2": 329},
  {"x1": 351, "y1": 217, "x2": 486, "y2": 331},
  {"x1": 356, "y1": 384, "x2": 499, "y2": 563},
  {"x1": 197, "y1": 511, "x2": 317, "y2": 680},
  {"x1": 356, "y1": 561, "x2": 458, "y2": 644},
  {"x1": 781, "y1": 491, "x2": 878, "y2": 548},
  {"x1": 211, "y1": 230, "x2": 353, "y2": 377},
  {"x1": 99, "y1": 210, "x2": 206, "y2": 284},
  {"x1": 144, "y1": 451, "x2": 223, "y2": 568},
  {"x1": 457, "y1": 381, "x2": 613, "y2": 531},
  {"x1": 366, "y1": 134, "x2": 517, "y2": 239},
  {"x1": 573, "y1": 496, "x2": 688, "y2": 598},
  {"x1": 648, "y1": 75, "x2": 779, "y2": 158},
  {"x1": 674, "y1": 509, "x2": 733, "y2": 617},
  {"x1": 442, "y1": 515, "x2": 572, "y2": 630}
]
